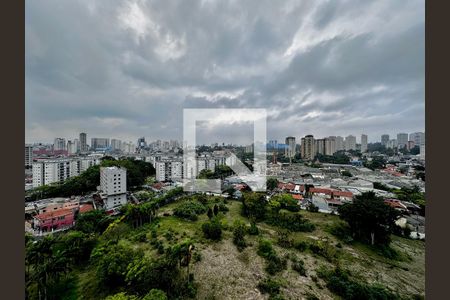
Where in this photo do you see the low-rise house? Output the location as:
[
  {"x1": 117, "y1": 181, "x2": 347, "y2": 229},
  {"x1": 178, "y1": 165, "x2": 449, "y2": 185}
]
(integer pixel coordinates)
[{"x1": 33, "y1": 208, "x2": 75, "y2": 233}]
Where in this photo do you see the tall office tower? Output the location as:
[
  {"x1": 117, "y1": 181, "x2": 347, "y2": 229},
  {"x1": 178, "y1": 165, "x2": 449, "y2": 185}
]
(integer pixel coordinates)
[
  {"x1": 345, "y1": 135, "x2": 357, "y2": 151},
  {"x1": 315, "y1": 139, "x2": 325, "y2": 155},
  {"x1": 397, "y1": 133, "x2": 408, "y2": 149},
  {"x1": 387, "y1": 139, "x2": 398, "y2": 149},
  {"x1": 324, "y1": 136, "x2": 336, "y2": 155},
  {"x1": 25, "y1": 144, "x2": 33, "y2": 168},
  {"x1": 409, "y1": 132, "x2": 425, "y2": 146},
  {"x1": 91, "y1": 138, "x2": 110, "y2": 150},
  {"x1": 285, "y1": 136, "x2": 296, "y2": 158},
  {"x1": 100, "y1": 166, "x2": 127, "y2": 210},
  {"x1": 301, "y1": 135, "x2": 315, "y2": 160},
  {"x1": 79, "y1": 132, "x2": 88, "y2": 152},
  {"x1": 361, "y1": 134, "x2": 368, "y2": 153},
  {"x1": 335, "y1": 136, "x2": 344, "y2": 151},
  {"x1": 111, "y1": 139, "x2": 122, "y2": 151},
  {"x1": 381, "y1": 134, "x2": 390, "y2": 146},
  {"x1": 53, "y1": 138, "x2": 66, "y2": 151}
]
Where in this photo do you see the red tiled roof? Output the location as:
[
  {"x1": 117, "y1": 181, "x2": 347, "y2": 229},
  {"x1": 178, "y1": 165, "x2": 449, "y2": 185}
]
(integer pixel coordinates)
[
  {"x1": 278, "y1": 182, "x2": 295, "y2": 190},
  {"x1": 333, "y1": 190, "x2": 353, "y2": 198},
  {"x1": 79, "y1": 204, "x2": 94, "y2": 213},
  {"x1": 35, "y1": 208, "x2": 74, "y2": 221},
  {"x1": 292, "y1": 194, "x2": 303, "y2": 200},
  {"x1": 309, "y1": 188, "x2": 333, "y2": 195}
]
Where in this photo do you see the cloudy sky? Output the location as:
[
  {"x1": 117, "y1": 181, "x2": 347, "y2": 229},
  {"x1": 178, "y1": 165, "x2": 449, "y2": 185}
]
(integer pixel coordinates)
[{"x1": 26, "y1": 0, "x2": 424, "y2": 145}]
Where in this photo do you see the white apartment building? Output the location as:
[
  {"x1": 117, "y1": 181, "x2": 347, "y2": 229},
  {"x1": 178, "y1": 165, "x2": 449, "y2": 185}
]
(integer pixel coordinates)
[
  {"x1": 155, "y1": 159, "x2": 184, "y2": 181},
  {"x1": 345, "y1": 135, "x2": 357, "y2": 151},
  {"x1": 53, "y1": 138, "x2": 66, "y2": 151},
  {"x1": 301, "y1": 135, "x2": 315, "y2": 160},
  {"x1": 361, "y1": 134, "x2": 368, "y2": 153},
  {"x1": 397, "y1": 133, "x2": 409, "y2": 149},
  {"x1": 335, "y1": 136, "x2": 344, "y2": 151},
  {"x1": 32, "y1": 157, "x2": 101, "y2": 188},
  {"x1": 410, "y1": 132, "x2": 425, "y2": 146},
  {"x1": 100, "y1": 166, "x2": 127, "y2": 210},
  {"x1": 324, "y1": 137, "x2": 337, "y2": 156},
  {"x1": 285, "y1": 137, "x2": 296, "y2": 158}
]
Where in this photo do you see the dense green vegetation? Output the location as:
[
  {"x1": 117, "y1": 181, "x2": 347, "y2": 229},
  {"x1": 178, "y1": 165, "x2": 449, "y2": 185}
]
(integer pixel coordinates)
[
  {"x1": 338, "y1": 192, "x2": 399, "y2": 245},
  {"x1": 316, "y1": 152, "x2": 350, "y2": 164},
  {"x1": 27, "y1": 157, "x2": 156, "y2": 201}
]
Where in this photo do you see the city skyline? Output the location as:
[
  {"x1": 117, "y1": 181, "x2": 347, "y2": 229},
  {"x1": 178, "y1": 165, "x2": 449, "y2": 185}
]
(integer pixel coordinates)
[{"x1": 26, "y1": 0, "x2": 424, "y2": 145}]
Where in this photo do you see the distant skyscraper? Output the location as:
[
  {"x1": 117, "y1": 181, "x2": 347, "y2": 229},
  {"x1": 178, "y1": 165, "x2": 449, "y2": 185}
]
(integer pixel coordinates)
[
  {"x1": 268, "y1": 140, "x2": 278, "y2": 150},
  {"x1": 80, "y1": 132, "x2": 88, "y2": 152},
  {"x1": 137, "y1": 137, "x2": 147, "y2": 149},
  {"x1": 381, "y1": 134, "x2": 389, "y2": 146},
  {"x1": 285, "y1": 136, "x2": 296, "y2": 158},
  {"x1": 420, "y1": 144, "x2": 425, "y2": 160},
  {"x1": 345, "y1": 135, "x2": 356, "y2": 151},
  {"x1": 335, "y1": 136, "x2": 344, "y2": 151},
  {"x1": 397, "y1": 133, "x2": 408, "y2": 149},
  {"x1": 409, "y1": 132, "x2": 425, "y2": 146},
  {"x1": 111, "y1": 139, "x2": 122, "y2": 151},
  {"x1": 301, "y1": 135, "x2": 315, "y2": 160},
  {"x1": 25, "y1": 144, "x2": 33, "y2": 168},
  {"x1": 67, "y1": 140, "x2": 78, "y2": 155},
  {"x1": 361, "y1": 134, "x2": 368, "y2": 153},
  {"x1": 315, "y1": 139, "x2": 325, "y2": 155},
  {"x1": 53, "y1": 138, "x2": 66, "y2": 151},
  {"x1": 91, "y1": 138, "x2": 110, "y2": 150}
]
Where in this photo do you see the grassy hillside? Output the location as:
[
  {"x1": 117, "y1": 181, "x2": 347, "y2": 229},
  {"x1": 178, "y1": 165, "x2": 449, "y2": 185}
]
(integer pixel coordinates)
[{"x1": 26, "y1": 195, "x2": 425, "y2": 300}]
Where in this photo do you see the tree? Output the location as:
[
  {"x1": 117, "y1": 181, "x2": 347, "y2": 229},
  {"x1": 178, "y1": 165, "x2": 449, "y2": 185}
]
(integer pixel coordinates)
[
  {"x1": 233, "y1": 221, "x2": 247, "y2": 251},
  {"x1": 213, "y1": 204, "x2": 219, "y2": 216},
  {"x1": 338, "y1": 191, "x2": 399, "y2": 245},
  {"x1": 142, "y1": 289, "x2": 168, "y2": 300},
  {"x1": 241, "y1": 192, "x2": 267, "y2": 221},
  {"x1": 267, "y1": 178, "x2": 279, "y2": 191},
  {"x1": 207, "y1": 207, "x2": 213, "y2": 220},
  {"x1": 202, "y1": 219, "x2": 222, "y2": 241},
  {"x1": 105, "y1": 292, "x2": 139, "y2": 300}
]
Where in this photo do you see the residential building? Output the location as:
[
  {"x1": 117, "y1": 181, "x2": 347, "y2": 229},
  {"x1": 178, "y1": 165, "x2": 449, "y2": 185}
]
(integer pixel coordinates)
[
  {"x1": 100, "y1": 166, "x2": 127, "y2": 210},
  {"x1": 315, "y1": 139, "x2": 325, "y2": 155},
  {"x1": 381, "y1": 134, "x2": 390, "y2": 146},
  {"x1": 420, "y1": 144, "x2": 425, "y2": 160},
  {"x1": 335, "y1": 136, "x2": 344, "y2": 151},
  {"x1": 387, "y1": 139, "x2": 398, "y2": 149},
  {"x1": 361, "y1": 134, "x2": 368, "y2": 153},
  {"x1": 285, "y1": 136, "x2": 296, "y2": 158},
  {"x1": 409, "y1": 132, "x2": 425, "y2": 146},
  {"x1": 111, "y1": 139, "x2": 122, "y2": 151},
  {"x1": 301, "y1": 135, "x2": 315, "y2": 160},
  {"x1": 156, "y1": 159, "x2": 184, "y2": 181},
  {"x1": 397, "y1": 133, "x2": 409, "y2": 149},
  {"x1": 25, "y1": 144, "x2": 33, "y2": 168},
  {"x1": 324, "y1": 136, "x2": 336, "y2": 156},
  {"x1": 53, "y1": 138, "x2": 66, "y2": 151},
  {"x1": 137, "y1": 137, "x2": 147, "y2": 149},
  {"x1": 79, "y1": 132, "x2": 88, "y2": 152},
  {"x1": 91, "y1": 138, "x2": 110, "y2": 150},
  {"x1": 345, "y1": 135, "x2": 356, "y2": 151},
  {"x1": 32, "y1": 157, "x2": 101, "y2": 188}
]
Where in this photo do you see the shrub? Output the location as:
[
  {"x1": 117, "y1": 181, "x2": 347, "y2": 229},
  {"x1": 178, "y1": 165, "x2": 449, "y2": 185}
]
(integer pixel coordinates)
[
  {"x1": 294, "y1": 240, "x2": 308, "y2": 252},
  {"x1": 265, "y1": 253, "x2": 287, "y2": 275},
  {"x1": 174, "y1": 201, "x2": 207, "y2": 221},
  {"x1": 277, "y1": 230, "x2": 293, "y2": 248},
  {"x1": 257, "y1": 239, "x2": 275, "y2": 258},
  {"x1": 292, "y1": 259, "x2": 307, "y2": 276},
  {"x1": 267, "y1": 212, "x2": 315, "y2": 232},
  {"x1": 233, "y1": 221, "x2": 247, "y2": 251},
  {"x1": 142, "y1": 289, "x2": 168, "y2": 300},
  {"x1": 248, "y1": 221, "x2": 259, "y2": 235},
  {"x1": 202, "y1": 219, "x2": 222, "y2": 241},
  {"x1": 257, "y1": 278, "x2": 282, "y2": 296}
]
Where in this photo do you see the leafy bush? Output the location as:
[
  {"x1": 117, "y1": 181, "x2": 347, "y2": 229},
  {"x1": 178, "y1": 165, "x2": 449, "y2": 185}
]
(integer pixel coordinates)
[
  {"x1": 202, "y1": 219, "x2": 222, "y2": 241},
  {"x1": 174, "y1": 201, "x2": 207, "y2": 221},
  {"x1": 266, "y1": 253, "x2": 287, "y2": 275},
  {"x1": 142, "y1": 289, "x2": 168, "y2": 300},
  {"x1": 257, "y1": 278, "x2": 282, "y2": 296},
  {"x1": 317, "y1": 266, "x2": 400, "y2": 300},
  {"x1": 233, "y1": 221, "x2": 247, "y2": 251},
  {"x1": 292, "y1": 258, "x2": 307, "y2": 276},
  {"x1": 248, "y1": 221, "x2": 260, "y2": 235},
  {"x1": 257, "y1": 239, "x2": 275, "y2": 258},
  {"x1": 277, "y1": 230, "x2": 293, "y2": 248},
  {"x1": 267, "y1": 211, "x2": 315, "y2": 232},
  {"x1": 327, "y1": 222, "x2": 354, "y2": 243},
  {"x1": 294, "y1": 240, "x2": 308, "y2": 252}
]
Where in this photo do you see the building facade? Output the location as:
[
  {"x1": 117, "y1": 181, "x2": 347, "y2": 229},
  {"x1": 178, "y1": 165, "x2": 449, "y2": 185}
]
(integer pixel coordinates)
[
  {"x1": 25, "y1": 144, "x2": 33, "y2": 168},
  {"x1": 79, "y1": 132, "x2": 88, "y2": 152},
  {"x1": 301, "y1": 135, "x2": 315, "y2": 160},
  {"x1": 100, "y1": 166, "x2": 127, "y2": 210},
  {"x1": 361, "y1": 134, "x2": 368, "y2": 153}
]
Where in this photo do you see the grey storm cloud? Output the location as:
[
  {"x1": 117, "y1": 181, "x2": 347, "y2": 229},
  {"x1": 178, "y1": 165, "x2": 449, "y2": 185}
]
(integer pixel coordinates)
[{"x1": 26, "y1": 0, "x2": 424, "y2": 145}]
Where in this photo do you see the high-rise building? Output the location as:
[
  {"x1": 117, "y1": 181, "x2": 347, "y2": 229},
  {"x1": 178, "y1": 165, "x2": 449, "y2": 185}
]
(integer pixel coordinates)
[
  {"x1": 361, "y1": 134, "x2": 368, "y2": 153},
  {"x1": 91, "y1": 138, "x2": 110, "y2": 150},
  {"x1": 25, "y1": 144, "x2": 33, "y2": 168},
  {"x1": 409, "y1": 132, "x2": 425, "y2": 146},
  {"x1": 285, "y1": 136, "x2": 296, "y2": 158},
  {"x1": 381, "y1": 134, "x2": 390, "y2": 146},
  {"x1": 387, "y1": 139, "x2": 398, "y2": 149},
  {"x1": 100, "y1": 166, "x2": 127, "y2": 210},
  {"x1": 335, "y1": 136, "x2": 344, "y2": 152},
  {"x1": 345, "y1": 135, "x2": 356, "y2": 151},
  {"x1": 301, "y1": 135, "x2": 315, "y2": 160},
  {"x1": 67, "y1": 140, "x2": 78, "y2": 155},
  {"x1": 268, "y1": 140, "x2": 278, "y2": 150},
  {"x1": 79, "y1": 132, "x2": 88, "y2": 152},
  {"x1": 111, "y1": 139, "x2": 122, "y2": 151},
  {"x1": 53, "y1": 138, "x2": 66, "y2": 151},
  {"x1": 324, "y1": 136, "x2": 336, "y2": 155},
  {"x1": 137, "y1": 137, "x2": 147, "y2": 149},
  {"x1": 315, "y1": 139, "x2": 325, "y2": 155},
  {"x1": 397, "y1": 133, "x2": 408, "y2": 149},
  {"x1": 420, "y1": 144, "x2": 425, "y2": 160}
]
